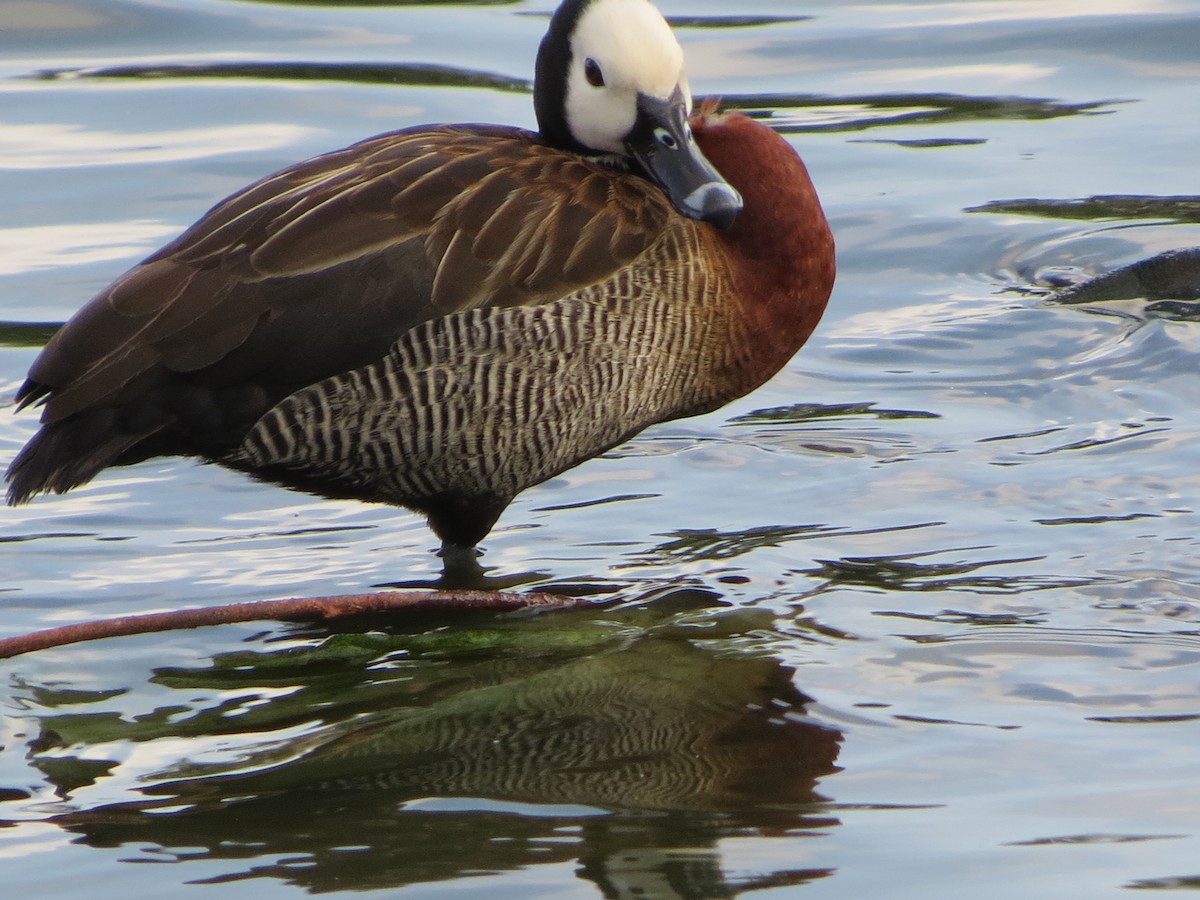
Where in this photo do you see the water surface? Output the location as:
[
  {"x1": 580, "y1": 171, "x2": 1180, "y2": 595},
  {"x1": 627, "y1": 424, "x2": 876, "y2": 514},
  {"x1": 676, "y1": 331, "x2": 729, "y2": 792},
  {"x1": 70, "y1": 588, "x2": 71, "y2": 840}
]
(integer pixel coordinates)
[{"x1": 2, "y1": 0, "x2": 1200, "y2": 896}]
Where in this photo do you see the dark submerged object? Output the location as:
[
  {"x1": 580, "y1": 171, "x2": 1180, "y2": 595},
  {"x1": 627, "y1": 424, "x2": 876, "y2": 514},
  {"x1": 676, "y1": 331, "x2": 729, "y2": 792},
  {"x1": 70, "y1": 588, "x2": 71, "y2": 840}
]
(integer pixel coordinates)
[
  {"x1": 5, "y1": 0, "x2": 835, "y2": 558},
  {"x1": 1050, "y1": 247, "x2": 1200, "y2": 305}
]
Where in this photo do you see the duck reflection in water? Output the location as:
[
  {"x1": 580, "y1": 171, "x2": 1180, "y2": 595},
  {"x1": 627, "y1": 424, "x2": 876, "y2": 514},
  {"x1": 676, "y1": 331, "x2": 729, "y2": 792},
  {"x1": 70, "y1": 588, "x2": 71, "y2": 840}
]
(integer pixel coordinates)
[{"x1": 19, "y1": 621, "x2": 842, "y2": 896}]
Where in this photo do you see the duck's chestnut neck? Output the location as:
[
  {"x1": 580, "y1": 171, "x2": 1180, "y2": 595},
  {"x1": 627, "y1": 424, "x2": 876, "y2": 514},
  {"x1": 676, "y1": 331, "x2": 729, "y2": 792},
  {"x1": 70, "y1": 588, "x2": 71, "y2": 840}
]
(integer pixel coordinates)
[
  {"x1": 693, "y1": 112, "x2": 830, "y2": 266},
  {"x1": 692, "y1": 110, "x2": 836, "y2": 371}
]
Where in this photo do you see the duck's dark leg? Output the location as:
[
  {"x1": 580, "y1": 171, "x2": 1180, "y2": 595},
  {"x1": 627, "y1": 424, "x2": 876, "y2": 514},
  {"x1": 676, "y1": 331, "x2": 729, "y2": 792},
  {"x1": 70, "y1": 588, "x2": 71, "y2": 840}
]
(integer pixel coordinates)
[
  {"x1": 422, "y1": 493, "x2": 509, "y2": 549},
  {"x1": 422, "y1": 492, "x2": 510, "y2": 582}
]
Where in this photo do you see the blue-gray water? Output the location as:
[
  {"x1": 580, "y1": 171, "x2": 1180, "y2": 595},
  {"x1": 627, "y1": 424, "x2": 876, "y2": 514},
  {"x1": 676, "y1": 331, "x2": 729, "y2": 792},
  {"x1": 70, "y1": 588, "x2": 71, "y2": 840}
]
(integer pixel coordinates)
[{"x1": 2, "y1": 0, "x2": 1200, "y2": 896}]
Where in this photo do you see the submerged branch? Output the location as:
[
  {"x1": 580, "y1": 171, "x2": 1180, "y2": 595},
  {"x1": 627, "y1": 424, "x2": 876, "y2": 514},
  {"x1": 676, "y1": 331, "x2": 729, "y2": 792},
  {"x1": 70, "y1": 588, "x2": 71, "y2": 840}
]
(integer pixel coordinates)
[{"x1": 0, "y1": 590, "x2": 585, "y2": 659}]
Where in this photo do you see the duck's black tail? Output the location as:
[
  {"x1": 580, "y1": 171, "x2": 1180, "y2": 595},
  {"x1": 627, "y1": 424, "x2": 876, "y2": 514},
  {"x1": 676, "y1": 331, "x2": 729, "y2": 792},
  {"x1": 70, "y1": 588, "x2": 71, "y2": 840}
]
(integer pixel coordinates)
[{"x1": 5, "y1": 410, "x2": 162, "y2": 505}]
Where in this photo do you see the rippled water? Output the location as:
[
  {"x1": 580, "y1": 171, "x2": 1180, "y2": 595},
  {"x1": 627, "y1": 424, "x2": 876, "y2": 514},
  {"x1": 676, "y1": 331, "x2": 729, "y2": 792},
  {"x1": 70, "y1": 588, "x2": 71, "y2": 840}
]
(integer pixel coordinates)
[{"x1": 2, "y1": 0, "x2": 1200, "y2": 896}]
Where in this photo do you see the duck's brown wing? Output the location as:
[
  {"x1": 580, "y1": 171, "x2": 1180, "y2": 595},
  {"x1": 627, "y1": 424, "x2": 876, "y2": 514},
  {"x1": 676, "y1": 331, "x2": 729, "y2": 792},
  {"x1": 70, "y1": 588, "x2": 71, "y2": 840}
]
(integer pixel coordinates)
[{"x1": 7, "y1": 124, "x2": 673, "y2": 502}]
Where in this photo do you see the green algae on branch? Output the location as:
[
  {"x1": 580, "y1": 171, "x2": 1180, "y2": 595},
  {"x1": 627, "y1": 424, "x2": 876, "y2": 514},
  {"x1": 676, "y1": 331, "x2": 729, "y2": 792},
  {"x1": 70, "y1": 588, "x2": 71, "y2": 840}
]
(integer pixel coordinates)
[
  {"x1": 31, "y1": 61, "x2": 532, "y2": 94},
  {"x1": 729, "y1": 401, "x2": 942, "y2": 425},
  {"x1": 0, "y1": 590, "x2": 589, "y2": 659},
  {"x1": 0, "y1": 321, "x2": 61, "y2": 349},
  {"x1": 718, "y1": 92, "x2": 1120, "y2": 134}
]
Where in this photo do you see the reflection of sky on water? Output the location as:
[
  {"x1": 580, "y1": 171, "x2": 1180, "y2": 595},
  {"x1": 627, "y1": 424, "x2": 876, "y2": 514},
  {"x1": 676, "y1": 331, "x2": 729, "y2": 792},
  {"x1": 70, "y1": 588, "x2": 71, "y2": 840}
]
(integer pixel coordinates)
[
  {"x1": 1, "y1": 0, "x2": 1199, "y2": 895},
  {"x1": 0, "y1": 121, "x2": 318, "y2": 170},
  {"x1": 855, "y1": 0, "x2": 1185, "y2": 28},
  {"x1": 0, "y1": 222, "x2": 176, "y2": 276},
  {"x1": 846, "y1": 63, "x2": 1056, "y2": 88}
]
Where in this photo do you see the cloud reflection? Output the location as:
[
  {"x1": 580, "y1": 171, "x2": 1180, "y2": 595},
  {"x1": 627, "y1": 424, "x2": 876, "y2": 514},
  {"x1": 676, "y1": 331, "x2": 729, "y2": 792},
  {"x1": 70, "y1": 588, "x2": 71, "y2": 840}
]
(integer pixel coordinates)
[
  {"x1": 863, "y1": 0, "x2": 1183, "y2": 28},
  {"x1": 0, "y1": 221, "x2": 177, "y2": 276},
  {"x1": 0, "y1": 121, "x2": 317, "y2": 170},
  {"x1": 843, "y1": 63, "x2": 1056, "y2": 89}
]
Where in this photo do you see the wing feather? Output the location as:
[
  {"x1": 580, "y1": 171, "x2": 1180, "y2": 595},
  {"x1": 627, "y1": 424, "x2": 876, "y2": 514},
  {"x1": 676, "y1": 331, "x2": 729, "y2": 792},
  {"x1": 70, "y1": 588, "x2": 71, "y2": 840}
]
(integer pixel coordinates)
[{"x1": 22, "y1": 124, "x2": 676, "y2": 441}]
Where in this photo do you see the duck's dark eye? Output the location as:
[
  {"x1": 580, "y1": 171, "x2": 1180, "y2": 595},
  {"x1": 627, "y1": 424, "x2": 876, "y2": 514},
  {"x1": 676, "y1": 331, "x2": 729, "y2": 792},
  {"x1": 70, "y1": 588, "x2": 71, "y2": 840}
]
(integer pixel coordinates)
[
  {"x1": 654, "y1": 127, "x2": 678, "y2": 149},
  {"x1": 584, "y1": 57, "x2": 605, "y2": 88}
]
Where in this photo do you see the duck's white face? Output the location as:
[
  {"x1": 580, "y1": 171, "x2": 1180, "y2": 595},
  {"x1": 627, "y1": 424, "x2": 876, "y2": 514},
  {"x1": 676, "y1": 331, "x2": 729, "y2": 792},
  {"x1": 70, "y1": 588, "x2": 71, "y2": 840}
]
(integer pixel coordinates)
[
  {"x1": 563, "y1": 0, "x2": 690, "y2": 154},
  {"x1": 535, "y1": 0, "x2": 741, "y2": 228}
]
